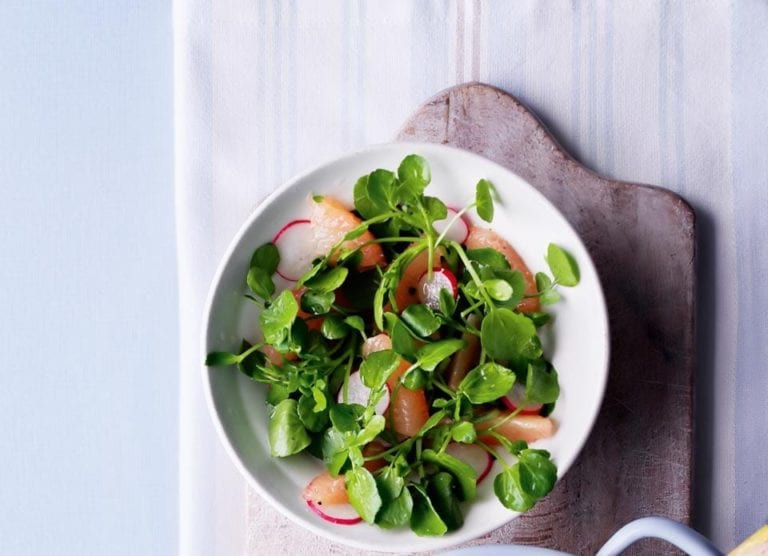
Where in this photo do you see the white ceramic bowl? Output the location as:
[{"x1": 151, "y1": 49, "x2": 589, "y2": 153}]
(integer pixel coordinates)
[{"x1": 202, "y1": 142, "x2": 610, "y2": 553}]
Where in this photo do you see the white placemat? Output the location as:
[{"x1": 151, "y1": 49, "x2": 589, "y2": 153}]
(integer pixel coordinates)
[{"x1": 175, "y1": 1, "x2": 768, "y2": 553}]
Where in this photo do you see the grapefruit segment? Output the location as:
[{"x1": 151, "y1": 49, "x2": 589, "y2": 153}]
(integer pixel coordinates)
[{"x1": 310, "y1": 197, "x2": 386, "y2": 270}]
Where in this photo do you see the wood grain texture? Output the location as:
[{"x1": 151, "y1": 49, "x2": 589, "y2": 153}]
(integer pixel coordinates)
[{"x1": 397, "y1": 83, "x2": 695, "y2": 555}]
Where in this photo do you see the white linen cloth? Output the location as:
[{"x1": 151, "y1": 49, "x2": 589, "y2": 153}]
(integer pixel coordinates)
[{"x1": 174, "y1": 1, "x2": 768, "y2": 553}]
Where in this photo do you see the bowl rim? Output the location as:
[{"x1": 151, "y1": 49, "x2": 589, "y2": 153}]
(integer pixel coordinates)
[{"x1": 200, "y1": 141, "x2": 610, "y2": 552}]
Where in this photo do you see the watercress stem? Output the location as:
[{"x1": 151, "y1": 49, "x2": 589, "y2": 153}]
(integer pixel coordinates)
[
  {"x1": 448, "y1": 240, "x2": 495, "y2": 307},
  {"x1": 475, "y1": 440, "x2": 509, "y2": 469},
  {"x1": 487, "y1": 405, "x2": 524, "y2": 431},
  {"x1": 435, "y1": 203, "x2": 475, "y2": 247}
]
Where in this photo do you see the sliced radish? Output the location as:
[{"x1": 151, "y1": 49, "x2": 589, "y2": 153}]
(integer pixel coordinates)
[
  {"x1": 273, "y1": 219, "x2": 319, "y2": 281},
  {"x1": 501, "y1": 382, "x2": 543, "y2": 415},
  {"x1": 417, "y1": 268, "x2": 459, "y2": 311},
  {"x1": 306, "y1": 500, "x2": 362, "y2": 525},
  {"x1": 337, "y1": 371, "x2": 391, "y2": 416},
  {"x1": 433, "y1": 207, "x2": 470, "y2": 244},
  {"x1": 445, "y1": 442, "x2": 494, "y2": 484}
]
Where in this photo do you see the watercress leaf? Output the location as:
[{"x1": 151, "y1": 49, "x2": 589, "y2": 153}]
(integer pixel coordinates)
[
  {"x1": 205, "y1": 351, "x2": 241, "y2": 366},
  {"x1": 525, "y1": 361, "x2": 560, "y2": 404},
  {"x1": 305, "y1": 266, "x2": 349, "y2": 293},
  {"x1": 330, "y1": 403, "x2": 361, "y2": 433},
  {"x1": 288, "y1": 317, "x2": 309, "y2": 352},
  {"x1": 401, "y1": 304, "x2": 441, "y2": 337},
  {"x1": 359, "y1": 350, "x2": 400, "y2": 391},
  {"x1": 475, "y1": 179, "x2": 495, "y2": 223},
  {"x1": 494, "y1": 465, "x2": 536, "y2": 512},
  {"x1": 409, "y1": 485, "x2": 448, "y2": 537},
  {"x1": 268, "y1": 399, "x2": 311, "y2": 457},
  {"x1": 451, "y1": 421, "x2": 477, "y2": 444},
  {"x1": 250, "y1": 242, "x2": 280, "y2": 275},
  {"x1": 424, "y1": 196, "x2": 448, "y2": 222},
  {"x1": 348, "y1": 445, "x2": 364, "y2": 468},
  {"x1": 376, "y1": 468, "x2": 404, "y2": 501},
  {"x1": 296, "y1": 259, "x2": 325, "y2": 287},
  {"x1": 459, "y1": 362, "x2": 516, "y2": 404},
  {"x1": 353, "y1": 175, "x2": 374, "y2": 217},
  {"x1": 438, "y1": 288, "x2": 457, "y2": 317},
  {"x1": 260, "y1": 290, "x2": 299, "y2": 346},
  {"x1": 416, "y1": 412, "x2": 447, "y2": 441},
  {"x1": 395, "y1": 210, "x2": 424, "y2": 233},
  {"x1": 397, "y1": 154, "x2": 431, "y2": 189},
  {"x1": 266, "y1": 383, "x2": 290, "y2": 405},
  {"x1": 546, "y1": 244, "x2": 580, "y2": 287},
  {"x1": 421, "y1": 449, "x2": 477, "y2": 501},
  {"x1": 312, "y1": 379, "x2": 328, "y2": 412},
  {"x1": 535, "y1": 271, "x2": 552, "y2": 292},
  {"x1": 467, "y1": 247, "x2": 511, "y2": 270},
  {"x1": 463, "y1": 281, "x2": 482, "y2": 300},
  {"x1": 368, "y1": 169, "x2": 397, "y2": 207},
  {"x1": 536, "y1": 271, "x2": 560, "y2": 305},
  {"x1": 321, "y1": 315, "x2": 348, "y2": 340},
  {"x1": 432, "y1": 398, "x2": 450, "y2": 408},
  {"x1": 484, "y1": 278, "x2": 513, "y2": 301},
  {"x1": 298, "y1": 392, "x2": 329, "y2": 433},
  {"x1": 321, "y1": 427, "x2": 348, "y2": 476},
  {"x1": 540, "y1": 289, "x2": 561, "y2": 305},
  {"x1": 377, "y1": 487, "x2": 413, "y2": 529},
  {"x1": 374, "y1": 287, "x2": 387, "y2": 331},
  {"x1": 416, "y1": 339, "x2": 466, "y2": 371},
  {"x1": 354, "y1": 175, "x2": 387, "y2": 219},
  {"x1": 357, "y1": 414, "x2": 386, "y2": 445},
  {"x1": 300, "y1": 290, "x2": 335, "y2": 315},
  {"x1": 426, "y1": 472, "x2": 464, "y2": 531},
  {"x1": 344, "y1": 315, "x2": 365, "y2": 332},
  {"x1": 384, "y1": 312, "x2": 417, "y2": 360},
  {"x1": 402, "y1": 368, "x2": 427, "y2": 390},
  {"x1": 486, "y1": 269, "x2": 524, "y2": 309},
  {"x1": 526, "y1": 311, "x2": 552, "y2": 327},
  {"x1": 480, "y1": 308, "x2": 542, "y2": 366},
  {"x1": 375, "y1": 469, "x2": 412, "y2": 529},
  {"x1": 246, "y1": 266, "x2": 275, "y2": 299},
  {"x1": 518, "y1": 449, "x2": 558, "y2": 497},
  {"x1": 345, "y1": 467, "x2": 382, "y2": 523}
]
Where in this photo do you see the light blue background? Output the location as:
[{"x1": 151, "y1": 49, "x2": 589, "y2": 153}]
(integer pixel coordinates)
[{"x1": 0, "y1": 2, "x2": 177, "y2": 555}]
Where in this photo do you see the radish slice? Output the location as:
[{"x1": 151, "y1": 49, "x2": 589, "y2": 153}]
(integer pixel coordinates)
[
  {"x1": 501, "y1": 382, "x2": 544, "y2": 415},
  {"x1": 445, "y1": 443, "x2": 494, "y2": 484},
  {"x1": 306, "y1": 500, "x2": 362, "y2": 525},
  {"x1": 273, "y1": 219, "x2": 318, "y2": 281},
  {"x1": 417, "y1": 268, "x2": 459, "y2": 311},
  {"x1": 433, "y1": 207, "x2": 470, "y2": 244},
  {"x1": 337, "y1": 371, "x2": 390, "y2": 416}
]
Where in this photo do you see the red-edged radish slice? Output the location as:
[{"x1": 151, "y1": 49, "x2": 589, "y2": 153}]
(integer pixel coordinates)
[
  {"x1": 306, "y1": 500, "x2": 362, "y2": 525},
  {"x1": 501, "y1": 382, "x2": 544, "y2": 415},
  {"x1": 445, "y1": 443, "x2": 494, "y2": 484},
  {"x1": 337, "y1": 371, "x2": 390, "y2": 416},
  {"x1": 434, "y1": 207, "x2": 470, "y2": 244},
  {"x1": 417, "y1": 268, "x2": 458, "y2": 311},
  {"x1": 273, "y1": 219, "x2": 319, "y2": 281}
]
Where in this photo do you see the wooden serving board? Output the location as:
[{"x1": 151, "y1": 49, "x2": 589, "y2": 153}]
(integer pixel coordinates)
[{"x1": 397, "y1": 83, "x2": 695, "y2": 554}]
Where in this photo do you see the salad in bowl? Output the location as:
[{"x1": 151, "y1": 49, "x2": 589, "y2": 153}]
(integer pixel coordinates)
[{"x1": 202, "y1": 143, "x2": 608, "y2": 552}]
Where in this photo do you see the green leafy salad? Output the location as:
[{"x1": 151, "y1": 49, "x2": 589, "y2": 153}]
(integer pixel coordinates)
[{"x1": 206, "y1": 154, "x2": 580, "y2": 535}]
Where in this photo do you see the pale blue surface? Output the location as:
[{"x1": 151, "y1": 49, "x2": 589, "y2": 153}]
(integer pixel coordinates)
[{"x1": 0, "y1": 2, "x2": 177, "y2": 555}]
